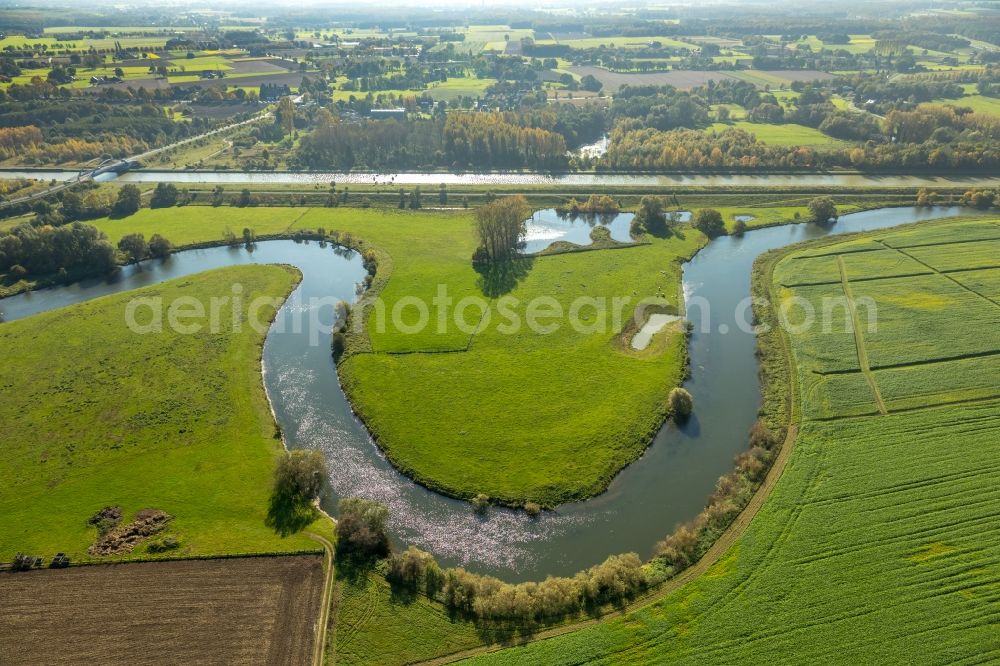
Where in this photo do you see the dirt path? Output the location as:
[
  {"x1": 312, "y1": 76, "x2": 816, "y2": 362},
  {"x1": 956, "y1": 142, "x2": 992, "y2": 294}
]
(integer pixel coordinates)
[
  {"x1": 837, "y1": 255, "x2": 888, "y2": 415},
  {"x1": 309, "y1": 533, "x2": 337, "y2": 666}
]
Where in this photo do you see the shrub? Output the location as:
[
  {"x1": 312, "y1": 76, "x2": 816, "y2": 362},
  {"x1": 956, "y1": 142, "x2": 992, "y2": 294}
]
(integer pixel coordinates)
[
  {"x1": 749, "y1": 419, "x2": 780, "y2": 450},
  {"x1": 668, "y1": 387, "x2": 694, "y2": 420},
  {"x1": 9, "y1": 264, "x2": 27, "y2": 278},
  {"x1": 337, "y1": 497, "x2": 390, "y2": 560},
  {"x1": 387, "y1": 545, "x2": 436, "y2": 589},
  {"x1": 49, "y1": 553, "x2": 70, "y2": 568},
  {"x1": 472, "y1": 493, "x2": 490, "y2": 513},
  {"x1": 807, "y1": 196, "x2": 838, "y2": 224},
  {"x1": 147, "y1": 535, "x2": 180, "y2": 553},
  {"x1": 117, "y1": 233, "x2": 148, "y2": 263},
  {"x1": 589, "y1": 225, "x2": 611, "y2": 243},
  {"x1": 148, "y1": 234, "x2": 172, "y2": 259},
  {"x1": 732, "y1": 219, "x2": 748, "y2": 236},
  {"x1": 11, "y1": 553, "x2": 41, "y2": 571},
  {"x1": 524, "y1": 501, "x2": 541, "y2": 517}
]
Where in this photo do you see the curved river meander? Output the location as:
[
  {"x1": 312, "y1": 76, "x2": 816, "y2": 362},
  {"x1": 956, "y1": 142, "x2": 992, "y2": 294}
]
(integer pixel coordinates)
[{"x1": 0, "y1": 206, "x2": 965, "y2": 580}]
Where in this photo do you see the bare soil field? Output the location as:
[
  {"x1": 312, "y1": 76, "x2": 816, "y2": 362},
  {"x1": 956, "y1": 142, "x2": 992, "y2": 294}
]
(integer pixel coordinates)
[
  {"x1": 0, "y1": 555, "x2": 325, "y2": 666},
  {"x1": 568, "y1": 65, "x2": 835, "y2": 91}
]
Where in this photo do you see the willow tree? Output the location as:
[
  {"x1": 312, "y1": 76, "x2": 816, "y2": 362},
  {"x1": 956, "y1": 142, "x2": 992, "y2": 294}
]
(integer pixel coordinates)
[{"x1": 473, "y1": 195, "x2": 531, "y2": 264}]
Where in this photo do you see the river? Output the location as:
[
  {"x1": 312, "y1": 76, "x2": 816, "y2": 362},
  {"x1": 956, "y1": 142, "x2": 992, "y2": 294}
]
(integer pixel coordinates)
[
  {"x1": 0, "y1": 206, "x2": 967, "y2": 581},
  {"x1": 2, "y1": 169, "x2": 1000, "y2": 188}
]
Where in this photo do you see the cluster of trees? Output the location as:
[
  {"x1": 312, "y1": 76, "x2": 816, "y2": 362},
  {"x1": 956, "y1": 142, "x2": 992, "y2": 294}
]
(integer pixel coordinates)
[
  {"x1": 116, "y1": 232, "x2": 173, "y2": 263},
  {"x1": 959, "y1": 189, "x2": 999, "y2": 210},
  {"x1": 295, "y1": 110, "x2": 570, "y2": 171},
  {"x1": 601, "y1": 121, "x2": 1000, "y2": 172},
  {"x1": 443, "y1": 112, "x2": 568, "y2": 171},
  {"x1": 555, "y1": 194, "x2": 620, "y2": 217},
  {"x1": 0, "y1": 222, "x2": 116, "y2": 278},
  {"x1": 473, "y1": 195, "x2": 530, "y2": 264},
  {"x1": 602, "y1": 126, "x2": 826, "y2": 171},
  {"x1": 0, "y1": 90, "x2": 227, "y2": 164}
]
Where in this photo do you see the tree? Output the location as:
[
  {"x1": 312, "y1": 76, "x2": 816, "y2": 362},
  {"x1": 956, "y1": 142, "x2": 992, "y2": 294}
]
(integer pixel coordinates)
[
  {"x1": 732, "y1": 219, "x2": 748, "y2": 236},
  {"x1": 112, "y1": 184, "x2": 141, "y2": 218},
  {"x1": 438, "y1": 183, "x2": 447, "y2": 206},
  {"x1": 117, "y1": 233, "x2": 148, "y2": 263},
  {"x1": 668, "y1": 387, "x2": 694, "y2": 421},
  {"x1": 635, "y1": 196, "x2": 668, "y2": 237},
  {"x1": 473, "y1": 195, "x2": 531, "y2": 264},
  {"x1": 148, "y1": 234, "x2": 172, "y2": 258},
  {"x1": 273, "y1": 450, "x2": 326, "y2": 503},
  {"x1": 580, "y1": 74, "x2": 603, "y2": 92},
  {"x1": 337, "y1": 497, "x2": 390, "y2": 560},
  {"x1": 150, "y1": 182, "x2": 178, "y2": 208},
  {"x1": 409, "y1": 186, "x2": 422, "y2": 209},
  {"x1": 61, "y1": 191, "x2": 84, "y2": 220},
  {"x1": 807, "y1": 197, "x2": 838, "y2": 224},
  {"x1": 693, "y1": 208, "x2": 726, "y2": 238},
  {"x1": 275, "y1": 96, "x2": 296, "y2": 136}
]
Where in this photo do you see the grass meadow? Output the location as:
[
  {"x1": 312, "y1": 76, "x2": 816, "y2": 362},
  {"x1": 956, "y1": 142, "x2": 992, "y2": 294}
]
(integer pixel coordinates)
[{"x1": 0, "y1": 264, "x2": 331, "y2": 561}]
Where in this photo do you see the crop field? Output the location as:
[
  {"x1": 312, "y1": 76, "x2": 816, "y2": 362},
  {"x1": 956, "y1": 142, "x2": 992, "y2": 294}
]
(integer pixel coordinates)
[
  {"x1": 464, "y1": 216, "x2": 1000, "y2": 664},
  {"x1": 0, "y1": 264, "x2": 330, "y2": 561},
  {"x1": 0, "y1": 555, "x2": 325, "y2": 666}
]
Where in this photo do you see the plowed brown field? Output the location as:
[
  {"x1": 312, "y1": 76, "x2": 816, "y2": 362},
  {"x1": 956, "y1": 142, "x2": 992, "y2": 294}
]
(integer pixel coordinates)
[{"x1": 0, "y1": 555, "x2": 325, "y2": 666}]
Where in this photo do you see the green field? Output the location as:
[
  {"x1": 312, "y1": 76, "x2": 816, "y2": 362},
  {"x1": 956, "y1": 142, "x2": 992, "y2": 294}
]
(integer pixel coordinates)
[
  {"x1": 0, "y1": 264, "x2": 331, "y2": 562},
  {"x1": 928, "y1": 94, "x2": 1000, "y2": 118},
  {"x1": 332, "y1": 569, "x2": 481, "y2": 665},
  {"x1": 462, "y1": 216, "x2": 1000, "y2": 664},
  {"x1": 709, "y1": 121, "x2": 848, "y2": 147}
]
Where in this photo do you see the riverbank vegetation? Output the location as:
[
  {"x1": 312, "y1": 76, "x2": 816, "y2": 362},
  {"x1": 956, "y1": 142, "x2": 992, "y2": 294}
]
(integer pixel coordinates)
[{"x1": 0, "y1": 265, "x2": 331, "y2": 562}]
